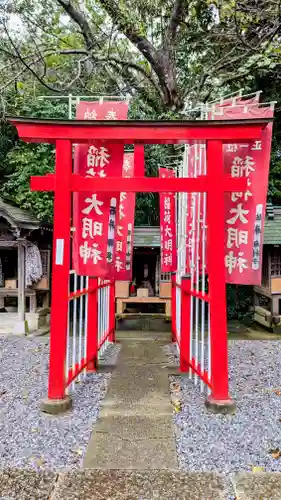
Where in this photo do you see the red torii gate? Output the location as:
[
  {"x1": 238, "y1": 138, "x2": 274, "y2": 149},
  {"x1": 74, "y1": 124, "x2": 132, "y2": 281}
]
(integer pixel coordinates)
[{"x1": 9, "y1": 116, "x2": 271, "y2": 414}]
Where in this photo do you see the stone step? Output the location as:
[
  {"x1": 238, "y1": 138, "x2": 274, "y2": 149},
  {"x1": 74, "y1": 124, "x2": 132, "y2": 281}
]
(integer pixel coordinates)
[
  {"x1": 0, "y1": 327, "x2": 14, "y2": 335},
  {"x1": 0, "y1": 318, "x2": 18, "y2": 325},
  {"x1": 54, "y1": 470, "x2": 228, "y2": 499},
  {"x1": 116, "y1": 330, "x2": 172, "y2": 341},
  {"x1": 2, "y1": 469, "x2": 281, "y2": 499},
  {"x1": 116, "y1": 315, "x2": 171, "y2": 332}
]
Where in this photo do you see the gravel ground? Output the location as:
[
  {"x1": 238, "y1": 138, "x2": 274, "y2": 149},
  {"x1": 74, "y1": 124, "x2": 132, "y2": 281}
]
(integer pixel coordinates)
[
  {"x1": 171, "y1": 340, "x2": 281, "y2": 473},
  {"x1": 2, "y1": 334, "x2": 281, "y2": 476},
  {"x1": 0, "y1": 336, "x2": 119, "y2": 470}
]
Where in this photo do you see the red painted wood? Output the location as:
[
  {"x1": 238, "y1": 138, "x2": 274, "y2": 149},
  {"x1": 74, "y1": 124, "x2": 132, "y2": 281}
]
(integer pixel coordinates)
[
  {"x1": 30, "y1": 174, "x2": 247, "y2": 194},
  {"x1": 67, "y1": 357, "x2": 88, "y2": 386},
  {"x1": 134, "y1": 145, "x2": 145, "y2": 176},
  {"x1": 19, "y1": 118, "x2": 269, "y2": 405},
  {"x1": 30, "y1": 175, "x2": 54, "y2": 191},
  {"x1": 68, "y1": 288, "x2": 88, "y2": 300},
  {"x1": 98, "y1": 280, "x2": 114, "y2": 289},
  {"x1": 190, "y1": 289, "x2": 210, "y2": 302},
  {"x1": 171, "y1": 272, "x2": 176, "y2": 342},
  {"x1": 108, "y1": 281, "x2": 115, "y2": 342},
  {"x1": 48, "y1": 139, "x2": 72, "y2": 400},
  {"x1": 180, "y1": 275, "x2": 191, "y2": 372},
  {"x1": 11, "y1": 119, "x2": 266, "y2": 144},
  {"x1": 87, "y1": 277, "x2": 98, "y2": 372},
  {"x1": 98, "y1": 331, "x2": 112, "y2": 350},
  {"x1": 72, "y1": 174, "x2": 248, "y2": 194},
  {"x1": 206, "y1": 140, "x2": 230, "y2": 402},
  {"x1": 190, "y1": 359, "x2": 212, "y2": 389}
]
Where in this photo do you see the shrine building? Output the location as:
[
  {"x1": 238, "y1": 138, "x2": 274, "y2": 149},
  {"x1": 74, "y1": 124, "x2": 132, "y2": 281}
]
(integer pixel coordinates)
[
  {"x1": 118, "y1": 217, "x2": 281, "y2": 332},
  {"x1": 254, "y1": 203, "x2": 281, "y2": 331},
  {"x1": 0, "y1": 198, "x2": 52, "y2": 334},
  {"x1": 1, "y1": 208, "x2": 281, "y2": 334},
  {"x1": 115, "y1": 226, "x2": 172, "y2": 318},
  {"x1": 1, "y1": 211, "x2": 281, "y2": 334}
]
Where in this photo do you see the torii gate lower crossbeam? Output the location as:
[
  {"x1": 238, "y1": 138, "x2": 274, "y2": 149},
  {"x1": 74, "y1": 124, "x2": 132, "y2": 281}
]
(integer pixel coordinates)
[{"x1": 9, "y1": 116, "x2": 270, "y2": 414}]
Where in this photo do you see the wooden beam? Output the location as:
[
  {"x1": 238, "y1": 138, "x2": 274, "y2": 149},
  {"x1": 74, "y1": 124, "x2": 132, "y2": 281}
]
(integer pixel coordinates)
[
  {"x1": 18, "y1": 241, "x2": 25, "y2": 323},
  {"x1": 30, "y1": 174, "x2": 248, "y2": 193},
  {"x1": 13, "y1": 240, "x2": 28, "y2": 335},
  {"x1": 134, "y1": 145, "x2": 145, "y2": 176}
]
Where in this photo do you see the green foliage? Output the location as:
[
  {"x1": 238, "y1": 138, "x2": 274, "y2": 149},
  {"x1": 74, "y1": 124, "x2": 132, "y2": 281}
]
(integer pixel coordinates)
[
  {"x1": 135, "y1": 145, "x2": 161, "y2": 226},
  {"x1": 0, "y1": 123, "x2": 18, "y2": 180},
  {"x1": 0, "y1": 0, "x2": 281, "y2": 232},
  {"x1": 0, "y1": 0, "x2": 280, "y2": 327},
  {"x1": 0, "y1": 94, "x2": 66, "y2": 221},
  {"x1": 0, "y1": 92, "x2": 176, "y2": 224},
  {"x1": 135, "y1": 192, "x2": 159, "y2": 226},
  {"x1": 1, "y1": 142, "x2": 54, "y2": 221},
  {"x1": 268, "y1": 140, "x2": 281, "y2": 205},
  {"x1": 7, "y1": 93, "x2": 69, "y2": 119},
  {"x1": 227, "y1": 285, "x2": 253, "y2": 322}
]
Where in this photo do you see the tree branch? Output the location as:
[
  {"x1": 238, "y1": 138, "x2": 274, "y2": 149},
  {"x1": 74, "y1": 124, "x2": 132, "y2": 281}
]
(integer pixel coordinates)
[
  {"x1": 97, "y1": 1, "x2": 161, "y2": 75},
  {"x1": 217, "y1": 63, "x2": 281, "y2": 88},
  {"x1": 234, "y1": 0, "x2": 281, "y2": 52},
  {"x1": 58, "y1": 49, "x2": 162, "y2": 95},
  {"x1": 54, "y1": 0, "x2": 181, "y2": 106},
  {"x1": 98, "y1": 0, "x2": 180, "y2": 105},
  {"x1": 0, "y1": 67, "x2": 28, "y2": 93},
  {"x1": 168, "y1": 0, "x2": 185, "y2": 42},
  {"x1": 56, "y1": 0, "x2": 95, "y2": 50},
  {"x1": 0, "y1": 21, "x2": 61, "y2": 93}
]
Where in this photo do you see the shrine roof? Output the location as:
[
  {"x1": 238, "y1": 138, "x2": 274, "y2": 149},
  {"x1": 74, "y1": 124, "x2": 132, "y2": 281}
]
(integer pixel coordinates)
[
  {"x1": 264, "y1": 205, "x2": 281, "y2": 245},
  {"x1": 7, "y1": 116, "x2": 273, "y2": 126},
  {"x1": 134, "y1": 226, "x2": 160, "y2": 247},
  {"x1": 0, "y1": 197, "x2": 40, "y2": 232},
  {"x1": 8, "y1": 116, "x2": 273, "y2": 144},
  {"x1": 135, "y1": 222, "x2": 280, "y2": 247}
]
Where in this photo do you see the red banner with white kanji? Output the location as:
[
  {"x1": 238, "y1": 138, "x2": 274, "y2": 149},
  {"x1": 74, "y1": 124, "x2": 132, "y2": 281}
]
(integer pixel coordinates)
[
  {"x1": 72, "y1": 100, "x2": 129, "y2": 277},
  {"x1": 185, "y1": 143, "x2": 207, "y2": 278},
  {"x1": 76, "y1": 100, "x2": 129, "y2": 121},
  {"x1": 213, "y1": 104, "x2": 273, "y2": 284},
  {"x1": 185, "y1": 145, "x2": 195, "y2": 275},
  {"x1": 114, "y1": 153, "x2": 135, "y2": 280},
  {"x1": 210, "y1": 94, "x2": 260, "y2": 115},
  {"x1": 159, "y1": 167, "x2": 177, "y2": 272}
]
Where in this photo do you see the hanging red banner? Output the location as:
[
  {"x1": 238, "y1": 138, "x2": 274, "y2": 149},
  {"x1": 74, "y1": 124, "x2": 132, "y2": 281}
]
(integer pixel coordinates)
[
  {"x1": 159, "y1": 167, "x2": 177, "y2": 272},
  {"x1": 212, "y1": 104, "x2": 274, "y2": 284},
  {"x1": 185, "y1": 145, "x2": 195, "y2": 275},
  {"x1": 185, "y1": 143, "x2": 206, "y2": 278},
  {"x1": 73, "y1": 100, "x2": 129, "y2": 277},
  {"x1": 212, "y1": 94, "x2": 260, "y2": 111},
  {"x1": 76, "y1": 100, "x2": 129, "y2": 120},
  {"x1": 197, "y1": 143, "x2": 207, "y2": 278},
  {"x1": 114, "y1": 153, "x2": 135, "y2": 280}
]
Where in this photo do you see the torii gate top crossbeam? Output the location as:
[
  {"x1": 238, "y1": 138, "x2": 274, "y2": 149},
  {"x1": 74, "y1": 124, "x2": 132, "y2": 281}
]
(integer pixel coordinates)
[{"x1": 8, "y1": 116, "x2": 272, "y2": 144}]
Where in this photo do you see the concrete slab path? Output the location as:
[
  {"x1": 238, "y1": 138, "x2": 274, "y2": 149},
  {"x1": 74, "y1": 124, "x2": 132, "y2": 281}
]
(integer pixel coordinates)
[
  {"x1": 83, "y1": 331, "x2": 177, "y2": 469},
  {"x1": 3, "y1": 469, "x2": 281, "y2": 499},
  {"x1": 3, "y1": 332, "x2": 281, "y2": 498}
]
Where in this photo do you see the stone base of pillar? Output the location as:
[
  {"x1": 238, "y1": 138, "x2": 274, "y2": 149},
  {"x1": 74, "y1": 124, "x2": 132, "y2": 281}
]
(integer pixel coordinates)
[
  {"x1": 13, "y1": 320, "x2": 29, "y2": 335},
  {"x1": 205, "y1": 396, "x2": 236, "y2": 415},
  {"x1": 40, "y1": 396, "x2": 72, "y2": 415}
]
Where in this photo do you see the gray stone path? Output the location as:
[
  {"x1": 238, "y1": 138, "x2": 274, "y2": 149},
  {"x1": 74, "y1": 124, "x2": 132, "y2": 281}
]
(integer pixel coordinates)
[
  {"x1": 3, "y1": 331, "x2": 281, "y2": 498},
  {"x1": 3, "y1": 469, "x2": 281, "y2": 499},
  {"x1": 83, "y1": 331, "x2": 177, "y2": 469}
]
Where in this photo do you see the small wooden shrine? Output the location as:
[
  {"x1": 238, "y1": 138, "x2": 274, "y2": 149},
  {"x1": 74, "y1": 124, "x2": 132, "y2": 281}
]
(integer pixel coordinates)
[
  {"x1": 254, "y1": 203, "x2": 281, "y2": 331},
  {"x1": 0, "y1": 198, "x2": 51, "y2": 334},
  {"x1": 115, "y1": 226, "x2": 171, "y2": 317}
]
